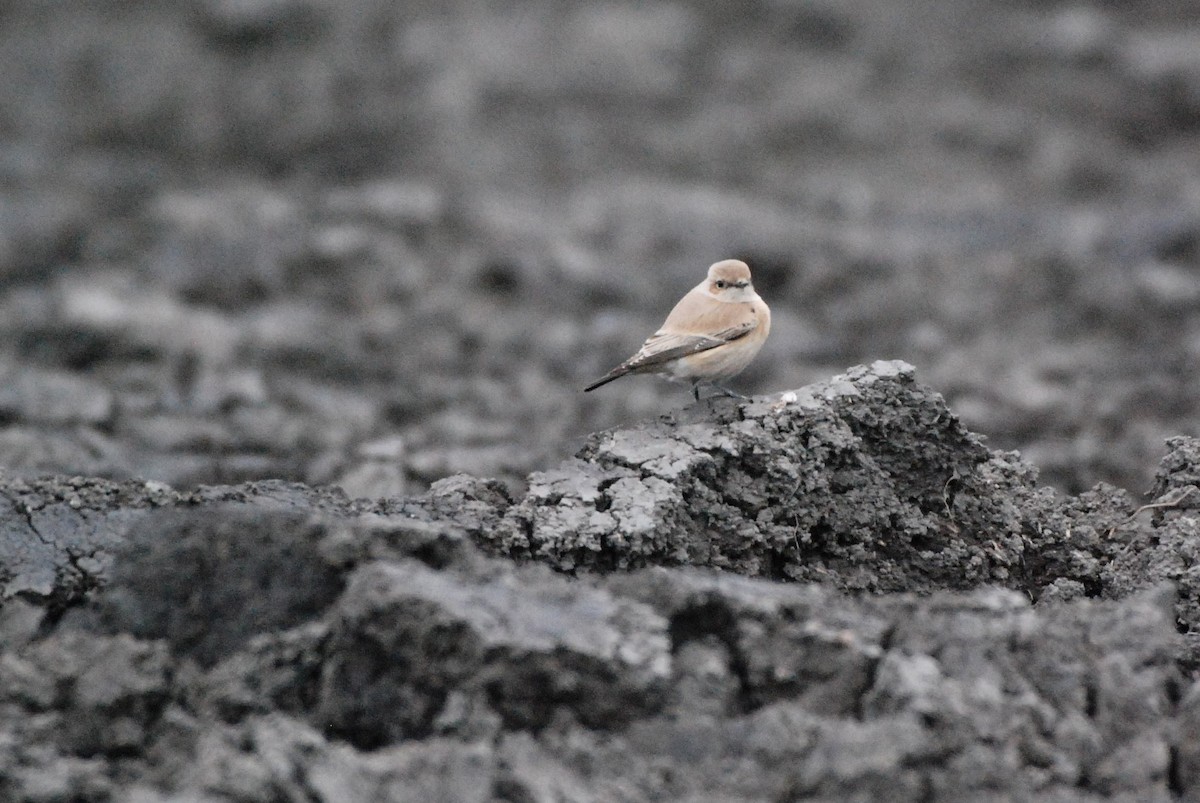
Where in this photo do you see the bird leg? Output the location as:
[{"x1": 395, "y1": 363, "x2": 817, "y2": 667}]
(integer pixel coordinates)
[
  {"x1": 691, "y1": 382, "x2": 747, "y2": 401},
  {"x1": 712, "y1": 383, "x2": 748, "y2": 400}
]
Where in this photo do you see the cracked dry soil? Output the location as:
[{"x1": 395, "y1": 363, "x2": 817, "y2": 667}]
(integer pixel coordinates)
[{"x1": 4, "y1": 363, "x2": 1200, "y2": 801}]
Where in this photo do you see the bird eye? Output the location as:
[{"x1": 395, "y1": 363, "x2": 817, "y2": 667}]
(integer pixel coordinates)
[{"x1": 715, "y1": 280, "x2": 727, "y2": 289}]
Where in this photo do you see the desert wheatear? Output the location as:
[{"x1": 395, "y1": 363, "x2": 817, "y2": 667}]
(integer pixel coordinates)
[{"x1": 584, "y1": 259, "x2": 771, "y2": 401}]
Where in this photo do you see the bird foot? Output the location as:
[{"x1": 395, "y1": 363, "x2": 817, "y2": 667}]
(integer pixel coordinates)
[{"x1": 692, "y1": 383, "x2": 747, "y2": 402}]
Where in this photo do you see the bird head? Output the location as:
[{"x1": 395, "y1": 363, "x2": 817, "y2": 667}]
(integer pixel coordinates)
[{"x1": 705, "y1": 259, "x2": 755, "y2": 299}]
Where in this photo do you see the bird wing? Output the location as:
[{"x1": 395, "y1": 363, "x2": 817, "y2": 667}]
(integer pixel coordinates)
[
  {"x1": 624, "y1": 320, "x2": 756, "y2": 370},
  {"x1": 584, "y1": 285, "x2": 764, "y2": 392}
]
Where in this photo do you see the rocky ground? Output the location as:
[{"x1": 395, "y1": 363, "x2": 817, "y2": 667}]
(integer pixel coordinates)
[{"x1": 3, "y1": 0, "x2": 1200, "y2": 799}]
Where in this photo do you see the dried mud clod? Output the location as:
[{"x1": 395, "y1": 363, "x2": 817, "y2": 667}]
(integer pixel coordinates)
[
  {"x1": 3, "y1": 365, "x2": 1200, "y2": 800},
  {"x1": 472, "y1": 361, "x2": 1109, "y2": 601}
]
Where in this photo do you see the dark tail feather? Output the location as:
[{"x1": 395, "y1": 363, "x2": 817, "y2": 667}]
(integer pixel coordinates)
[{"x1": 583, "y1": 367, "x2": 629, "y2": 392}]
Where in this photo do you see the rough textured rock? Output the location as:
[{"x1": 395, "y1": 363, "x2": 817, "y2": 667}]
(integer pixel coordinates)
[
  {"x1": 1, "y1": 546, "x2": 1189, "y2": 801},
  {"x1": 0, "y1": 474, "x2": 179, "y2": 604},
  {"x1": 477, "y1": 362, "x2": 1141, "y2": 608},
  {"x1": 317, "y1": 559, "x2": 669, "y2": 747},
  {"x1": 97, "y1": 507, "x2": 346, "y2": 667},
  {"x1": 2, "y1": 366, "x2": 1200, "y2": 799},
  {"x1": 1102, "y1": 436, "x2": 1200, "y2": 670},
  {"x1": 487, "y1": 361, "x2": 1020, "y2": 588}
]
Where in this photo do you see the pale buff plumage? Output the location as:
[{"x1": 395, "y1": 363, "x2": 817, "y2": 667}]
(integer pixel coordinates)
[{"x1": 584, "y1": 259, "x2": 771, "y2": 400}]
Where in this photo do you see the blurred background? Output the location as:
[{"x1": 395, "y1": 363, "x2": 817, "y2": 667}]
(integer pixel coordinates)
[{"x1": 1, "y1": 0, "x2": 1199, "y2": 497}]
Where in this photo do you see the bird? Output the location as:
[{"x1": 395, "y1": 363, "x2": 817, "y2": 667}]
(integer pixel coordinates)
[{"x1": 584, "y1": 259, "x2": 771, "y2": 401}]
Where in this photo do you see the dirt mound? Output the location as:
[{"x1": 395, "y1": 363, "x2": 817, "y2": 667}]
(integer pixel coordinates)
[{"x1": 2, "y1": 365, "x2": 1198, "y2": 800}]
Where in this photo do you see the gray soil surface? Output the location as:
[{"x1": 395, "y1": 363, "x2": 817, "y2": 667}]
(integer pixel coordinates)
[{"x1": 3, "y1": 1, "x2": 1200, "y2": 800}]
